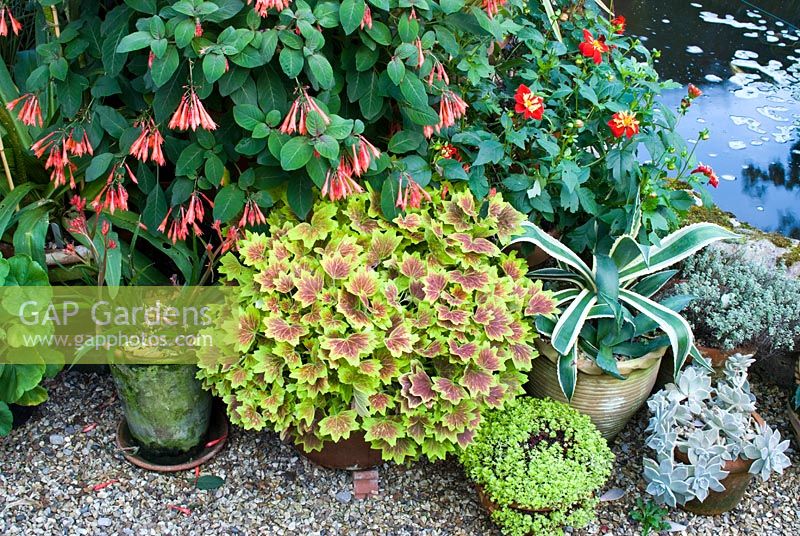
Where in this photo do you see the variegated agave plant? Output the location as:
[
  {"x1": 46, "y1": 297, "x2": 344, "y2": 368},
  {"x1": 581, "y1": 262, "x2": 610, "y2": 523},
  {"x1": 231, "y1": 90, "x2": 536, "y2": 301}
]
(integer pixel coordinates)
[
  {"x1": 197, "y1": 189, "x2": 556, "y2": 464},
  {"x1": 509, "y1": 221, "x2": 738, "y2": 400},
  {"x1": 643, "y1": 354, "x2": 791, "y2": 507}
]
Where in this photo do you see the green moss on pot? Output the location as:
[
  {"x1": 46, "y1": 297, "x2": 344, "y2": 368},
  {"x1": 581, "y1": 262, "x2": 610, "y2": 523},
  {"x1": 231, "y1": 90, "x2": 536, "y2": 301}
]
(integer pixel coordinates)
[{"x1": 111, "y1": 365, "x2": 211, "y2": 456}]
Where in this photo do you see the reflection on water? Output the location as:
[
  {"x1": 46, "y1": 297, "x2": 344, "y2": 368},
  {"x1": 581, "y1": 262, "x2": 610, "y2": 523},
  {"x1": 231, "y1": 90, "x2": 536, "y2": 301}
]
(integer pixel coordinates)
[{"x1": 615, "y1": 0, "x2": 800, "y2": 236}]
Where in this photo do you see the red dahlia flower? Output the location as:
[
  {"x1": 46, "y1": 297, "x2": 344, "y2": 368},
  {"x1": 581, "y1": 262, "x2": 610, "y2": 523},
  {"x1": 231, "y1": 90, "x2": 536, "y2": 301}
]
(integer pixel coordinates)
[
  {"x1": 692, "y1": 163, "x2": 719, "y2": 188},
  {"x1": 688, "y1": 84, "x2": 703, "y2": 98},
  {"x1": 579, "y1": 29, "x2": 610, "y2": 65},
  {"x1": 514, "y1": 85, "x2": 545, "y2": 121},
  {"x1": 611, "y1": 15, "x2": 626, "y2": 34},
  {"x1": 608, "y1": 111, "x2": 640, "y2": 138}
]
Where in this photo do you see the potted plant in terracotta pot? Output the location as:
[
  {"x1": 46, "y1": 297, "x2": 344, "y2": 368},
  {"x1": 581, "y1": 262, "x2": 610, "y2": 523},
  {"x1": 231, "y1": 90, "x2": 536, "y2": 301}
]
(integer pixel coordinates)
[
  {"x1": 510, "y1": 221, "x2": 738, "y2": 439},
  {"x1": 197, "y1": 188, "x2": 556, "y2": 468},
  {"x1": 668, "y1": 249, "x2": 800, "y2": 367},
  {"x1": 643, "y1": 354, "x2": 791, "y2": 515},
  {"x1": 459, "y1": 396, "x2": 614, "y2": 536}
]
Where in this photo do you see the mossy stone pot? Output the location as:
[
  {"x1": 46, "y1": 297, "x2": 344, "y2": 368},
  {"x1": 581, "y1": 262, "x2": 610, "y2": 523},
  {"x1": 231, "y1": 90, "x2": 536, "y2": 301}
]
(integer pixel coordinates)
[
  {"x1": 528, "y1": 340, "x2": 665, "y2": 440},
  {"x1": 110, "y1": 364, "x2": 211, "y2": 456},
  {"x1": 674, "y1": 413, "x2": 764, "y2": 516}
]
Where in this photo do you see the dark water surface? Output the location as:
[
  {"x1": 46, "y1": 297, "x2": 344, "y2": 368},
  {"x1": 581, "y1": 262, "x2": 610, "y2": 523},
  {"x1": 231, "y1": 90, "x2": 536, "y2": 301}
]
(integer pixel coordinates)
[{"x1": 615, "y1": 0, "x2": 800, "y2": 236}]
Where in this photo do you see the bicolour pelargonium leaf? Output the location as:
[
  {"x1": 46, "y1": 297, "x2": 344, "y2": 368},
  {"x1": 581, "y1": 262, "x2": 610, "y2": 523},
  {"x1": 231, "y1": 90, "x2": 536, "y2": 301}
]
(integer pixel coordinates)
[
  {"x1": 450, "y1": 269, "x2": 490, "y2": 291},
  {"x1": 461, "y1": 365, "x2": 494, "y2": 396},
  {"x1": 509, "y1": 342, "x2": 535, "y2": 370},
  {"x1": 378, "y1": 355, "x2": 400, "y2": 382},
  {"x1": 260, "y1": 384, "x2": 286, "y2": 413},
  {"x1": 240, "y1": 233, "x2": 270, "y2": 266},
  {"x1": 346, "y1": 267, "x2": 379, "y2": 298},
  {"x1": 441, "y1": 403, "x2": 471, "y2": 432},
  {"x1": 368, "y1": 392, "x2": 393, "y2": 414},
  {"x1": 448, "y1": 340, "x2": 478, "y2": 361},
  {"x1": 422, "y1": 271, "x2": 449, "y2": 302},
  {"x1": 236, "y1": 405, "x2": 267, "y2": 430},
  {"x1": 435, "y1": 305, "x2": 470, "y2": 327},
  {"x1": 500, "y1": 256, "x2": 527, "y2": 280},
  {"x1": 286, "y1": 205, "x2": 337, "y2": 248},
  {"x1": 422, "y1": 438, "x2": 450, "y2": 462},
  {"x1": 252, "y1": 347, "x2": 286, "y2": 382},
  {"x1": 442, "y1": 199, "x2": 473, "y2": 231},
  {"x1": 418, "y1": 340, "x2": 444, "y2": 357},
  {"x1": 457, "y1": 428, "x2": 477, "y2": 448},
  {"x1": 290, "y1": 362, "x2": 326, "y2": 384},
  {"x1": 343, "y1": 197, "x2": 381, "y2": 234},
  {"x1": 320, "y1": 252, "x2": 354, "y2": 279},
  {"x1": 367, "y1": 230, "x2": 402, "y2": 265},
  {"x1": 274, "y1": 273, "x2": 295, "y2": 293},
  {"x1": 474, "y1": 303, "x2": 513, "y2": 341},
  {"x1": 363, "y1": 417, "x2": 405, "y2": 447},
  {"x1": 358, "y1": 359, "x2": 382, "y2": 377},
  {"x1": 449, "y1": 233, "x2": 500, "y2": 256},
  {"x1": 407, "y1": 367, "x2": 436, "y2": 403},
  {"x1": 483, "y1": 384, "x2": 507, "y2": 408},
  {"x1": 295, "y1": 430, "x2": 324, "y2": 452},
  {"x1": 232, "y1": 307, "x2": 262, "y2": 351},
  {"x1": 432, "y1": 377, "x2": 466, "y2": 404},
  {"x1": 487, "y1": 199, "x2": 526, "y2": 243},
  {"x1": 264, "y1": 315, "x2": 309, "y2": 346},
  {"x1": 376, "y1": 437, "x2": 418, "y2": 464},
  {"x1": 294, "y1": 271, "x2": 324, "y2": 307},
  {"x1": 321, "y1": 332, "x2": 376, "y2": 366},
  {"x1": 394, "y1": 212, "x2": 423, "y2": 231},
  {"x1": 229, "y1": 367, "x2": 253, "y2": 388},
  {"x1": 338, "y1": 291, "x2": 371, "y2": 328},
  {"x1": 383, "y1": 321, "x2": 419, "y2": 357},
  {"x1": 399, "y1": 253, "x2": 426, "y2": 279},
  {"x1": 333, "y1": 235, "x2": 363, "y2": 258},
  {"x1": 318, "y1": 410, "x2": 359, "y2": 442},
  {"x1": 475, "y1": 347, "x2": 502, "y2": 371},
  {"x1": 406, "y1": 415, "x2": 431, "y2": 443},
  {"x1": 296, "y1": 399, "x2": 316, "y2": 428},
  {"x1": 525, "y1": 287, "x2": 557, "y2": 316}
]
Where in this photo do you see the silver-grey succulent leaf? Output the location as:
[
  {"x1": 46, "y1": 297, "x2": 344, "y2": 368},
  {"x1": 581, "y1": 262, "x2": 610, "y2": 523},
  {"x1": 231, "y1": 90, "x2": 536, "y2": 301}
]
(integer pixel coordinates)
[
  {"x1": 685, "y1": 450, "x2": 728, "y2": 502},
  {"x1": 643, "y1": 457, "x2": 692, "y2": 507},
  {"x1": 716, "y1": 383, "x2": 756, "y2": 414},
  {"x1": 684, "y1": 428, "x2": 728, "y2": 459},
  {"x1": 675, "y1": 367, "x2": 712, "y2": 413},
  {"x1": 745, "y1": 424, "x2": 792, "y2": 481}
]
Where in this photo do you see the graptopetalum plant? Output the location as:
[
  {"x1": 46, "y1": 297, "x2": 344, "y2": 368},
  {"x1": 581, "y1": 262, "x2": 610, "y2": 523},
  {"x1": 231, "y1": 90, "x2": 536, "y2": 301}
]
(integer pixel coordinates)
[
  {"x1": 508, "y1": 220, "x2": 738, "y2": 400},
  {"x1": 643, "y1": 354, "x2": 791, "y2": 507},
  {"x1": 196, "y1": 188, "x2": 556, "y2": 463}
]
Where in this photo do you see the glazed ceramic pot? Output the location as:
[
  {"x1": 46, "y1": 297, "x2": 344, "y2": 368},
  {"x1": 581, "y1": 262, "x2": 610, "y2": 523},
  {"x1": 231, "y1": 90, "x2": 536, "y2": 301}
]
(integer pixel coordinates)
[{"x1": 528, "y1": 339, "x2": 665, "y2": 440}]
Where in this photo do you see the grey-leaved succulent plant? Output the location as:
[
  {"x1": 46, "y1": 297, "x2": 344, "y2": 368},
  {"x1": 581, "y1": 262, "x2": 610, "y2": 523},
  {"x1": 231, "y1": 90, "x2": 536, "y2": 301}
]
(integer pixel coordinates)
[{"x1": 643, "y1": 354, "x2": 791, "y2": 506}]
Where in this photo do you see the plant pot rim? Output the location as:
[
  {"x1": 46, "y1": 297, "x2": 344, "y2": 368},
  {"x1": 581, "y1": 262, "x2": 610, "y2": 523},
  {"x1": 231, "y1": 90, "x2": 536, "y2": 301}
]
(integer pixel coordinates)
[
  {"x1": 673, "y1": 412, "x2": 765, "y2": 473},
  {"x1": 295, "y1": 431, "x2": 383, "y2": 470},
  {"x1": 115, "y1": 402, "x2": 228, "y2": 473},
  {"x1": 535, "y1": 338, "x2": 666, "y2": 376}
]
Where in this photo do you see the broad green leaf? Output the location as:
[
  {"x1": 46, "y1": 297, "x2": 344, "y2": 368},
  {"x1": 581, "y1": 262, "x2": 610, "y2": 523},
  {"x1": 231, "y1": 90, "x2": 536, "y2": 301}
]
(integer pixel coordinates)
[
  {"x1": 175, "y1": 143, "x2": 205, "y2": 176},
  {"x1": 339, "y1": 0, "x2": 366, "y2": 35},
  {"x1": 196, "y1": 475, "x2": 225, "y2": 490},
  {"x1": 307, "y1": 54, "x2": 334, "y2": 89},
  {"x1": 213, "y1": 185, "x2": 246, "y2": 223},
  {"x1": 399, "y1": 75, "x2": 428, "y2": 109},
  {"x1": 280, "y1": 137, "x2": 313, "y2": 170},
  {"x1": 279, "y1": 47, "x2": 304, "y2": 78},
  {"x1": 85, "y1": 153, "x2": 115, "y2": 182},
  {"x1": 473, "y1": 140, "x2": 504, "y2": 166},
  {"x1": 388, "y1": 130, "x2": 423, "y2": 154},
  {"x1": 203, "y1": 53, "x2": 228, "y2": 83},
  {"x1": 116, "y1": 31, "x2": 152, "y2": 52},
  {"x1": 0, "y1": 402, "x2": 11, "y2": 436},
  {"x1": 233, "y1": 104, "x2": 264, "y2": 130},
  {"x1": 287, "y1": 176, "x2": 314, "y2": 219}
]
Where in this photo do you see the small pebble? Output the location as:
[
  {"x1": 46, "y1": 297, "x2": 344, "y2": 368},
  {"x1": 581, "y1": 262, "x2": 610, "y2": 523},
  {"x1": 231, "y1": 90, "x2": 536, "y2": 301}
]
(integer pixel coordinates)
[
  {"x1": 49, "y1": 434, "x2": 65, "y2": 445},
  {"x1": 335, "y1": 490, "x2": 352, "y2": 503}
]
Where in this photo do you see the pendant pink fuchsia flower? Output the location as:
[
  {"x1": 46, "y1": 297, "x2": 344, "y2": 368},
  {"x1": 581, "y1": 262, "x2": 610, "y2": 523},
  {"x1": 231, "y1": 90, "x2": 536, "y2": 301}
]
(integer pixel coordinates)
[
  {"x1": 93, "y1": 162, "x2": 138, "y2": 215},
  {"x1": 0, "y1": 6, "x2": 22, "y2": 37},
  {"x1": 424, "y1": 90, "x2": 468, "y2": 138},
  {"x1": 168, "y1": 87, "x2": 217, "y2": 131},
  {"x1": 279, "y1": 88, "x2": 331, "y2": 135},
  {"x1": 130, "y1": 118, "x2": 166, "y2": 166},
  {"x1": 6, "y1": 93, "x2": 43, "y2": 127},
  {"x1": 482, "y1": 0, "x2": 507, "y2": 18},
  {"x1": 31, "y1": 132, "x2": 83, "y2": 188},
  {"x1": 360, "y1": 5, "x2": 373, "y2": 30},
  {"x1": 396, "y1": 173, "x2": 431, "y2": 211},
  {"x1": 321, "y1": 168, "x2": 364, "y2": 202},
  {"x1": 248, "y1": 0, "x2": 293, "y2": 17}
]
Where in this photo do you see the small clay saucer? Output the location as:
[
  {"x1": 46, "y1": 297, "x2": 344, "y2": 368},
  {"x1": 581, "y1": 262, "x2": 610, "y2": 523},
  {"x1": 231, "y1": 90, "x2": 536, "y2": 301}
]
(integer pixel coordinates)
[{"x1": 116, "y1": 403, "x2": 228, "y2": 472}]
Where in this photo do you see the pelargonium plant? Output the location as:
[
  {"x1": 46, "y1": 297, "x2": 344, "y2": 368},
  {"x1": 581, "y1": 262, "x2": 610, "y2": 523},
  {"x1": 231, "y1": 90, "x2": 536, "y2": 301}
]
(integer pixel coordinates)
[
  {"x1": 643, "y1": 354, "x2": 791, "y2": 507},
  {"x1": 196, "y1": 188, "x2": 556, "y2": 463}
]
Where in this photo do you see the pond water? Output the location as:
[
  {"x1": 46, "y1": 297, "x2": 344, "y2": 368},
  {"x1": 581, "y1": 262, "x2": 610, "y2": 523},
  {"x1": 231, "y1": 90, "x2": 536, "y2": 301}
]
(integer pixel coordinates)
[{"x1": 615, "y1": 0, "x2": 800, "y2": 236}]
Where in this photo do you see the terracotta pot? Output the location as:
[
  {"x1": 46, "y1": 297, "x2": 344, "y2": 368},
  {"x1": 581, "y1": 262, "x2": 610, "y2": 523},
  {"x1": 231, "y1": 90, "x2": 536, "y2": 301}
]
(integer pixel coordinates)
[
  {"x1": 788, "y1": 400, "x2": 800, "y2": 447},
  {"x1": 675, "y1": 413, "x2": 764, "y2": 515},
  {"x1": 654, "y1": 346, "x2": 757, "y2": 393},
  {"x1": 505, "y1": 229, "x2": 562, "y2": 269},
  {"x1": 528, "y1": 339, "x2": 665, "y2": 440},
  {"x1": 297, "y1": 431, "x2": 382, "y2": 470}
]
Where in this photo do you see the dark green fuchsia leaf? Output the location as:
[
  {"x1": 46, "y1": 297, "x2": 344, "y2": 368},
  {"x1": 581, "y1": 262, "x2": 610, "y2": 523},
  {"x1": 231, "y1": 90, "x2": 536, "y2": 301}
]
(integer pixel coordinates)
[
  {"x1": 195, "y1": 475, "x2": 225, "y2": 490},
  {"x1": 280, "y1": 137, "x2": 314, "y2": 171},
  {"x1": 339, "y1": 0, "x2": 365, "y2": 35},
  {"x1": 213, "y1": 185, "x2": 246, "y2": 223}
]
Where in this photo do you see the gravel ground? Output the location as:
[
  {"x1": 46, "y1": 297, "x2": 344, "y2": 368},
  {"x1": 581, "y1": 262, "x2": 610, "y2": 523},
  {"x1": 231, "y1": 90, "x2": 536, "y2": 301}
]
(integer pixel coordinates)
[{"x1": 1, "y1": 370, "x2": 798, "y2": 536}]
